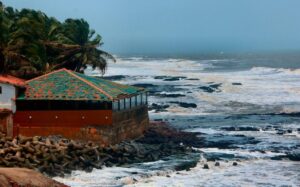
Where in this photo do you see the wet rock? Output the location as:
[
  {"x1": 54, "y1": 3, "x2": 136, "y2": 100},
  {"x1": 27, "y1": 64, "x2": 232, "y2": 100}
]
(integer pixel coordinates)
[
  {"x1": 276, "y1": 130, "x2": 285, "y2": 135},
  {"x1": 215, "y1": 162, "x2": 220, "y2": 166},
  {"x1": 203, "y1": 163, "x2": 209, "y2": 169},
  {"x1": 203, "y1": 134, "x2": 259, "y2": 149},
  {"x1": 232, "y1": 82, "x2": 242, "y2": 85},
  {"x1": 102, "y1": 75, "x2": 127, "y2": 81},
  {"x1": 131, "y1": 83, "x2": 155, "y2": 88},
  {"x1": 175, "y1": 160, "x2": 198, "y2": 171},
  {"x1": 164, "y1": 76, "x2": 187, "y2": 81},
  {"x1": 286, "y1": 151, "x2": 300, "y2": 161},
  {"x1": 154, "y1": 76, "x2": 170, "y2": 79},
  {"x1": 155, "y1": 93, "x2": 186, "y2": 98},
  {"x1": 187, "y1": 78, "x2": 199, "y2": 81},
  {"x1": 0, "y1": 122, "x2": 203, "y2": 177},
  {"x1": 238, "y1": 127, "x2": 260, "y2": 131},
  {"x1": 287, "y1": 129, "x2": 293, "y2": 133},
  {"x1": 297, "y1": 128, "x2": 300, "y2": 132},
  {"x1": 232, "y1": 162, "x2": 238, "y2": 166},
  {"x1": 210, "y1": 83, "x2": 222, "y2": 89},
  {"x1": 221, "y1": 127, "x2": 236, "y2": 131},
  {"x1": 170, "y1": 102, "x2": 197, "y2": 108},
  {"x1": 199, "y1": 86, "x2": 215, "y2": 93},
  {"x1": 148, "y1": 103, "x2": 170, "y2": 112}
]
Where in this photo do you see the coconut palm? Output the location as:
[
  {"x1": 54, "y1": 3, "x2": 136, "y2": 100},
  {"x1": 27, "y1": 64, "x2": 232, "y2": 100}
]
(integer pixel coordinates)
[
  {"x1": 0, "y1": 3, "x2": 37, "y2": 78},
  {"x1": 0, "y1": 1, "x2": 115, "y2": 79},
  {"x1": 50, "y1": 19, "x2": 115, "y2": 74}
]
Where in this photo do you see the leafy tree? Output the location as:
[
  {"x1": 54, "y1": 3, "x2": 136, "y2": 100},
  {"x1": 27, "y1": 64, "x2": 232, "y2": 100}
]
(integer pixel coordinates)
[{"x1": 0, "y1": 1, "x2": 115, "y2": 79}]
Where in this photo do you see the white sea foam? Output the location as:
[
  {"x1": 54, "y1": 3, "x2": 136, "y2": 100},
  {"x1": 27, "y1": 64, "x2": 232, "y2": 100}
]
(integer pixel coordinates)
[{"x1": 70, "y1": 57, "x2": 300, "y2": 187}]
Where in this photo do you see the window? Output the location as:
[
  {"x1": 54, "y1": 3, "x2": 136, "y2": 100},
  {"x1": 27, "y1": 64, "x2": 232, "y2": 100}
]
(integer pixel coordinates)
[
  {"x1": 143, "y1": 92, "x2": 148, "y2": 105},
  {"x1": 119, "y1": 99, "x2": 125, "y2": 110},
  {"x1": 131, "y1": 96, "x2": 136, "y2": 108},
  {"x1": 125, "y1": 98, "x2": 130, "y2": 109},
  {"x1": 137, "y1": 94, "x2": 141, "y2": 106},
  {"x1": 113, "y1": 101, "x2": 119, "y2": 111}
]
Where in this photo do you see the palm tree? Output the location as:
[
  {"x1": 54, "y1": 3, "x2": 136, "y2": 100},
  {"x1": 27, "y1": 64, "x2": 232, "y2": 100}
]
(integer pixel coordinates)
[
  {"x1": 0, "y1": 3, "x2": 37, "y2": 78},
  {"x1": 50, "y1": 19, "x2": 115, "y2": 75},
  {"x1": 0, "y1": 1, "x2": 115, "y2": 79}
]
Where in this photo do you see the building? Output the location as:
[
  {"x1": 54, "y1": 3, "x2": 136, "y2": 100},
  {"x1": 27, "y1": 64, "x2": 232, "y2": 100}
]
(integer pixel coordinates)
[
  {"x1": 0, "y1": 75, "x2": 25, "y2": 137},
  {"x1": 0, "y1": 69, "x2": 149, "y2": 145}
]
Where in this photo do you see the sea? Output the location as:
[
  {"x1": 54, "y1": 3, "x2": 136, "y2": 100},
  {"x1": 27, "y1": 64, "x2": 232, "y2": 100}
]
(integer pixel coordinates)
[{"x1": 55, "y1": 53, "x2": 300, "y2": 187}]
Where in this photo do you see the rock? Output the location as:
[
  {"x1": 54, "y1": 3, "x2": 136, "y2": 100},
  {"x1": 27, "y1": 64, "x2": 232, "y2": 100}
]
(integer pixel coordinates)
[
  {"x1": 155, "y1": 93, "x2": 186, "y2": 98},
  {"x1": 232, "y1": 162, "x2": 238, "y2": 166},
  {"x1": 199, "y1": 86, "x2": 215, "y2": 93},
  {"x1": 102, "y1": 75, "x2": 127, "y2": 81},
  {"x1": 0, "y1": 168, "x2": 67, "y2": 187},
  {"x1": 187, "y1": 78, "x2": 199, "y2": 81},
  {"x1": 286, "y1": 151, "x2": 300, "y2": 161},
  {"x1": 221, "y1": 127, "x2": 236, "y2": 131},
  {"x1": 287, "y1": 129, "x2": 293, "y2": 133},
  {"x1": 170, "y1": 101, "x2": 197, "y2": 108},
  {"x1": 175, "y1": 160, "x2": 198, "y2": 171},
  {"x1": 148, "y1": 103, "x2": 170, "y2": 112},
  {"x1": 203, "y1": 163, "x2": 209, "y2": 169},
  {"x1": 215, "y1": 162, "x2": 220, "y2": 166},
  {"x1": 199, "y1": 83, "x2": 222, "y2": 93},
  {"x1": 232, "y1": 82, "x2": 242, "y2": 85}
]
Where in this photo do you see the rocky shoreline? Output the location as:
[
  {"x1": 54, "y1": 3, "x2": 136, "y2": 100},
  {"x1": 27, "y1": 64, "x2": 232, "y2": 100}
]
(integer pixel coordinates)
[{"x1": 0, "y1": 122, "x2": 203, "y2": 178}]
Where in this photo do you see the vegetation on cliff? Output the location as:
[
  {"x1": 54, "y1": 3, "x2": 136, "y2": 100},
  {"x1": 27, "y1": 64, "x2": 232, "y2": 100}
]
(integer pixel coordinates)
[{"x1": 0, "y1": 1, "x2": 115, "y2": 79}]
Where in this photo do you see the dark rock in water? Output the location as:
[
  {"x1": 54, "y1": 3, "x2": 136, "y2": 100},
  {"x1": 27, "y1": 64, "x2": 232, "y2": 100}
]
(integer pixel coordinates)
[
  {"x1": 155, "y1": 93, "x2": 186, "y2": 98},
  {"x1": 287, "y1": 129, "x2": 293, "y2": 133},
  {"x1": 221, "y1": 127, "x2": 236, "y2": 131},
  {"x1": 131, "y1": 84, "x2": 185, "y2": 95},
  {"x1": 154, "y1": 76, "x2": 187, "y2": 81},
  {"x1": 286, "y1": 151, "x2": 300, "y2": 161},
  {"x1": 297, "y1": 128, "x2": 300, "y2": 132},
  {"x1": 154, "y1": 76, "x2": 170, "y2": 79},
  {"x1": 204, "y1": 152, "x2": 235, "y2": 161},
  {"x1": 131, "y1": 83, "x2": 155, "y2": 88},
  {"x1": 210, "y1": 83, "x2": 222, "y2": 89},
  {"x1": 221, "y1": 126, "x2": 259, "y2": 131},
  {"x1": 148, "y1": 103, "x2": 170, "y2": 112},
  {"x1": 238, "y1": 127, "x2": 260, "y2": 131},
  {"x1": 102, "y1": 75, "x2": 127, "y2": 81},
  {"x1": 170, "y1": 102, "x2": 197, "y2": 108},
  {"x1": 232, "y1": 82, "x2": 242, "y2": 85},
  {"x1": 203, "y1": 134, "x2": 259, "y2": 149},
  {"x1": 187, "y1": 78, "x2": 199, "y2": 81},
  {"x1": 203, "y1": 163, "x2": 209, "y2": 169},
  {"x1": 175, "y1": 160, "x2": 198, "y2": 171},
  {"x1": 199, "y1": 86, "x2": 215, "y2": 93},
  {"x1": 215, "y1": 162, "x2": 220, "y2": 166},
  {"x1": 164, "y1": 76, "x2": 187, "y2": 81},
  {"x1": 232, "y1": 162, "x2": 238, "y2": 166},
  {"x1": 276, "y1": 130, "x2": 285, "y2": 135}
]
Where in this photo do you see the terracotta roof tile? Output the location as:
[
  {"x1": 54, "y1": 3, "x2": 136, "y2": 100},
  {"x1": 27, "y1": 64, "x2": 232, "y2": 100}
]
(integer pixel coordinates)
[{"x1": 0, "y1": 75, "x2": 25, "y2": 87}]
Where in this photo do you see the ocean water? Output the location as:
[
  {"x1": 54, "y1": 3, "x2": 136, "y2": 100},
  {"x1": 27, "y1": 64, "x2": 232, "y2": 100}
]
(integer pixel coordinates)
[{"x1": 55, "y1": 55, "x2": 300, "y2": 187}]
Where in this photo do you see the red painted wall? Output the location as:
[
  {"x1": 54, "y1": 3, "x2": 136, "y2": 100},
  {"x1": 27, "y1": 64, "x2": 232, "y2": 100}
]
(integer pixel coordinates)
[{"x1": 14, "y1": 110, "x2": 112, "y2": 128}]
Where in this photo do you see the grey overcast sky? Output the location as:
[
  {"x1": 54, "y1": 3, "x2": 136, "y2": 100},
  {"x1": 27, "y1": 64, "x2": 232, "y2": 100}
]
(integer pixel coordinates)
[{"x1": 2, "y1": 0, "x2": 300, "y2": 56}]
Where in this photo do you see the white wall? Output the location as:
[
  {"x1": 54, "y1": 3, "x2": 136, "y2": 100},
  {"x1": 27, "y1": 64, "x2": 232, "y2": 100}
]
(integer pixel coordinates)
[{"x1": 0, "y1": 83, "x2": 16, "y2": 113}]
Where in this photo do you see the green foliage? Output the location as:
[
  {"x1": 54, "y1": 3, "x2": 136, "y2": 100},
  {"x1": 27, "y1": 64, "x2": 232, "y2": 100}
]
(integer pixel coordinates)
[{"x1": 0, "y1": 1, "x2": 115, "y2": 79}]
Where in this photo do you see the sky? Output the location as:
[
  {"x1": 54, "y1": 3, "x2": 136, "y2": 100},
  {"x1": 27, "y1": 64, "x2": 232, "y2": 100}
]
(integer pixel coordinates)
[{"x1": 2, "y1": 0, "x2": 300, "y2": 56}]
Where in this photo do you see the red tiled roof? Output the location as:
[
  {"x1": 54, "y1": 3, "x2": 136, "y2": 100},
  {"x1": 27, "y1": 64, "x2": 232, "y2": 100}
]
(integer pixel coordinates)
[{"x1": 0, "y1": 75, "x2": 25, "y2": 87}]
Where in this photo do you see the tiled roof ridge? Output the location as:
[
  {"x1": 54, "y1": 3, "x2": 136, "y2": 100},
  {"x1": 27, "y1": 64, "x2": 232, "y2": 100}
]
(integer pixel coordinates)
[{"x1": 65, "y1": 70, "x2": 114, "y2": 100}]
